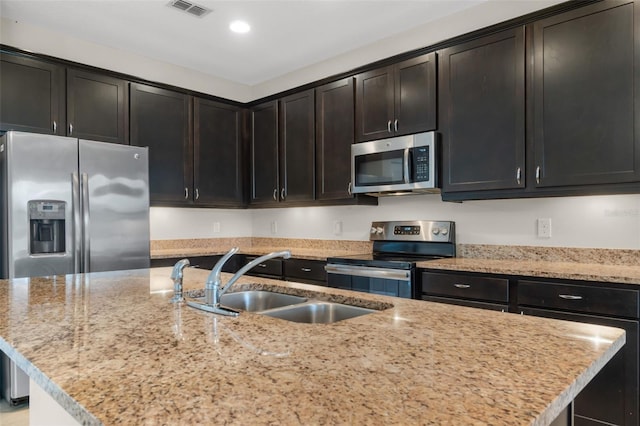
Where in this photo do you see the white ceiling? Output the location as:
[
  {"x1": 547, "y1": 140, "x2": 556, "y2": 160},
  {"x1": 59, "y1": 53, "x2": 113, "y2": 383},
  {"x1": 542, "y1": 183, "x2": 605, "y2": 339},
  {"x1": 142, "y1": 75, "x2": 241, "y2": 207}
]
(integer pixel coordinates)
[{"x1": 0, "y1": 0, "x2": 486, "y2": 86}]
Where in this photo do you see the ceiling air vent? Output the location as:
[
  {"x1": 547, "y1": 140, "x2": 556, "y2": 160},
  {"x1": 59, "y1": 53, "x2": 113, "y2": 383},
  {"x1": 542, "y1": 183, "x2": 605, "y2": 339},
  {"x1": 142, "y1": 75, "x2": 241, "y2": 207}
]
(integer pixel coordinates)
[{"x1": 167, "y1": 0, "x2": 212, "y2": 18}]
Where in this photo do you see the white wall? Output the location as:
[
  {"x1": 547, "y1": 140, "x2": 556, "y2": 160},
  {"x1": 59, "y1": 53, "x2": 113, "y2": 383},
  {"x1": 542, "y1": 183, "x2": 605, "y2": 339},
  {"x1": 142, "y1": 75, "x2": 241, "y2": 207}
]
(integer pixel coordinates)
[
  {"x1": 150, "y1": 194, "x2": 640, "y2": 249},
  {"x1": 253, "y1": 0, "x2": 565, "y2": 99},
  {"x1": 0, "y1": 18, "x2": 253, "y2": 102},
  {"x1": 150, "y1": 207, "x2": 252, "y2": 240},
  {"x1": 1, "y1": 0, "x2": 565, "y2": 102}
]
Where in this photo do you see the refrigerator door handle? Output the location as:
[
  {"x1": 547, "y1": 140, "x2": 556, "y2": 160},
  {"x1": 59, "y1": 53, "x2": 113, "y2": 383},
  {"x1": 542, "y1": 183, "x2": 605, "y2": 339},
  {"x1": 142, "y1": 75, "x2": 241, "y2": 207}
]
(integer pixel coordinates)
[
  {"x1": 81, "y1": 173, "x2": 91, "y2": 273},
  {"x1": 72, "y1": 173, "x2": 82, "y2": 273}
]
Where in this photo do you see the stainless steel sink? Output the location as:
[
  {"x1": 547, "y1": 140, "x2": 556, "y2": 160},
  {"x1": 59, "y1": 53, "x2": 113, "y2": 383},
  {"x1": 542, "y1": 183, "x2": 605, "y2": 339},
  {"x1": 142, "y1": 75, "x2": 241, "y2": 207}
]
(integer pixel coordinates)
[
  {"x1": 260, "y1": 301, "x2": 375, "y2": 324},
  {"x1": 219, "y1": 291, "x2": 307, "y2": 312}
]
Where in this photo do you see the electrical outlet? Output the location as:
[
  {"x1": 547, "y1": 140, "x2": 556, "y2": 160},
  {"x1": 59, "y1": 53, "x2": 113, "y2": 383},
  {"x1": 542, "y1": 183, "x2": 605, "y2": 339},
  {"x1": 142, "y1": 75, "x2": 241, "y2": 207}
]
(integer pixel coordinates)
[
  {"x1": 333, "y1": 220, "x2": 343, "y2": 236},
  {"x1": 213, "y1": 222, "x2": 221, "y2": 233},
  {"x1": 270, "y1": 220, "x2": 278, "y2": 234},
  {"x1": 537, "y1": 218, "x2": 552, "y2": 238}
]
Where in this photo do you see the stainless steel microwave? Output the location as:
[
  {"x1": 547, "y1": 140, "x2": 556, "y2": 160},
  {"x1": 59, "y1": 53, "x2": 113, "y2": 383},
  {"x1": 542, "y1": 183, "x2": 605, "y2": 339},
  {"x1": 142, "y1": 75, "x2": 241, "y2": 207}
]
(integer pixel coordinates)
[{"x1": 351, "y1": 132, "x2": 438, "y2": 195}]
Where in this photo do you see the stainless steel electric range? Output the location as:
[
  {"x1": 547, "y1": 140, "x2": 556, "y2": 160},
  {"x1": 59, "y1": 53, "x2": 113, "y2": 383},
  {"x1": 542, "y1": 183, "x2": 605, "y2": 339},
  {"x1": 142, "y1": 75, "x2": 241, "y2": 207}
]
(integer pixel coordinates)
[{"x1": 325, "y1": 220, "x2": 456, "y2": 299}]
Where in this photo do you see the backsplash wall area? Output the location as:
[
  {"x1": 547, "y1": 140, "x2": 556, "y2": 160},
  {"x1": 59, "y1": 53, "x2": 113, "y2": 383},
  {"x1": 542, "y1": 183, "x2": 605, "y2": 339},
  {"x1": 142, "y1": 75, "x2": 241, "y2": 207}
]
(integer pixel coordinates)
[{"x1": 151, "y1": 194, "x2": 640, "y2": 249}]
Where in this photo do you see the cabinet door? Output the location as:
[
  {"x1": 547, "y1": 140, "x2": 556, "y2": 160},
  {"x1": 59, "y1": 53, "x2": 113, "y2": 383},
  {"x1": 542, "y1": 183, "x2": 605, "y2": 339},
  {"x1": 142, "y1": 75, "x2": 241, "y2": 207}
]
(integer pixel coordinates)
[
  {"x1": 130, "y1": 83, "x2": 192, "y2": 205},
  {"x1": 67, "y1": 69, "x2": 128, "y2": 144},
  {"x1": 0, "y1": 53, "x2": 65, "y2": 135},
  {"x1": 280, "y1": 89, "x2": 315, "y2": 203},
  {"x1": 521, "y1": 307, "x2": 638, "y2": 426},
  {"x1": 194, "y1": 98, "x2": 244, "y2": 207},
  {"x1": 440, "y1": 27, "x2": 525, "y2": 192},
  {"x1": 530, "y1": 0, "x2": 640, "y2": 187},
  {"x1": 355, "y1": 66, "x2": 394, "y2": 142},
  {"x1": 315, "y1": 78, "x2": 355, "y2": 200},
  {"x1": 394, "y1": 52, "x2": 437, "y2": 136},
  {"x1": 250, "y1": 101, "x2": 279, "y2": 205}
]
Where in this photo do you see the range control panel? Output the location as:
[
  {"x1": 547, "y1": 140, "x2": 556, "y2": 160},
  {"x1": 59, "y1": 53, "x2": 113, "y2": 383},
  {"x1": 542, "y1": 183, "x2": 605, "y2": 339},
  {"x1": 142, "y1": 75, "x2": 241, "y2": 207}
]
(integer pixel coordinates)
[{"x1": 369, "y1": 220, "x2": 455, "y2": 243}]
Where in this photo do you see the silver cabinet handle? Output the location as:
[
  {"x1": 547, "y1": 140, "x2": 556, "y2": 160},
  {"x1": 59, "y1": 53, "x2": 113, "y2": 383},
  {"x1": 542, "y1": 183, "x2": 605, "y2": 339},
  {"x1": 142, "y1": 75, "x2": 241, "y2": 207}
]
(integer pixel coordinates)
[
  {"x1": 53, "y1": 121, "x2": 57, "y2": 133},
  {"x1": 535, "y1": 166, "x2": 541, "y2": 184},
  {"x1": 387, "y1": 120, "x2": 392, "y2": 133},
  {"x1": 273, "y1": 188, "x2": 278, "y2": 201},
  {"x1": 516, "y1": 167, "x2": 522, "y2": 185},
  {"x1": 394, "y1": 119, "x2": 398, "y2": 132},
  {"x1": 195, "y1": 188, "x2": 200, "y2": 200},
  {"x1": 301, "y1": 268, "x2": 312, "y2": 272},
  {"x1": 454, "y1": 284, "x2": 471, "y2": 289},
  {"x1": 184, "y1": 188, "x2": 189, "y2": 199},
  {"x1": 559, "y1": 294, "x2": 583, "y2": 300},
  {"x1": 281, "y1": 188, "x2": 286, "y2": 200},
  {"x1": 347, "y1": 182, "x2": 352, "y2": 196},
  {"x1": 69, "y1": 123, "x2": 73, "y2": 135}
]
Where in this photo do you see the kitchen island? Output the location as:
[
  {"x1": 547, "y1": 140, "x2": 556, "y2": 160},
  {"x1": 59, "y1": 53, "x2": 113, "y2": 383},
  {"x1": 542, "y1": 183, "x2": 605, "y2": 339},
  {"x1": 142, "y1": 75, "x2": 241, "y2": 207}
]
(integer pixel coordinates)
[{"x1": 0, "y1": 267, "x2": 625, "y2": 425}]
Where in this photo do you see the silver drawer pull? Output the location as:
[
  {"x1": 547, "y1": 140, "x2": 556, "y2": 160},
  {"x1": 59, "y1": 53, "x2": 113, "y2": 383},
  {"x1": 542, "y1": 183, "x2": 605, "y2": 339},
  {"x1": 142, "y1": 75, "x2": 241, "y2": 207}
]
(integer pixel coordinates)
[
  {"x1": 559, "y1": 294, "x2": 583, "y2": 300},
  {"x1": 454, "y1": 284, "x2": 471, "y2": 289},
  {"x1": 301, "y1": 268, "x2": 312, "y2": 272}
]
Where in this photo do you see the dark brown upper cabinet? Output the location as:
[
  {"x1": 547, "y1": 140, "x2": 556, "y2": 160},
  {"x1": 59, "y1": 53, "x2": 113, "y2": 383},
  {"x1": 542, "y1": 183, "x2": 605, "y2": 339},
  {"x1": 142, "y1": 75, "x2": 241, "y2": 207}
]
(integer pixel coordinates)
[
  {"x1": 315, "y1": 78, "x2": 355, "y2": 200},
  {"x1": 355, "y1": 52, "x2": 436, "y2": 143},
  {"x1": 250, "y1": 90, "x2": 315, "y2": 206},
  {"x1": 530, "y1": 0, "x2": 640, "y2": 188},
  {"x1": 439, "y1": 27, "x2": 525, "y2": 193},
  {"x1": 250, "y1": 101, "x2": 279, "y2": 206},
  {"x1": 66, "y1": 69, "x2": 128, "y2": 144},
  {"x1": 130, "y1": 83, "x2": 193, "y2": 206},
  {"x1": 279, "y1": 89, "x2": 315, "y2": 204},
  {"x1": 0, "y1": 53, "x2": 65, "y2": 135},
  {"x1": 194, "y1": 98, "x2": 244, "y2": 207}
]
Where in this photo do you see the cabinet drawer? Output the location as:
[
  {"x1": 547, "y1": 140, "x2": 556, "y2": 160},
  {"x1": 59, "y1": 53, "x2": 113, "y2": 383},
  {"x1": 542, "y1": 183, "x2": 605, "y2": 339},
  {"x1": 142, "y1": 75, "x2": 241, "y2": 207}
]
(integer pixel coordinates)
[
  {"x1": 245, "y1": 256, "x2": 283, "y2": 278},
  {"x1": 518, "y1": 280, "x2": 639, "y2": 318},
  {"x1": 285, "y1": 259, "x2": 326, "y2": 283},
  {"x1": 421, "y1": 271, "x2": 509, "y2": 303}
]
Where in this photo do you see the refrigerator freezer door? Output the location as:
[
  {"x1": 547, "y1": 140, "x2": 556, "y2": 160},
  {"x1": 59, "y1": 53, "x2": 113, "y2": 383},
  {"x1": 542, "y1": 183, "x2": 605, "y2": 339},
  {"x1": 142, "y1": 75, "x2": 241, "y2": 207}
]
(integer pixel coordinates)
[
  {"x1": 78, "y1": 140, "x2": 150, "y2": 272},
  {"x1": 3, "y1": 132, "x2": 78, "y2": 278}
]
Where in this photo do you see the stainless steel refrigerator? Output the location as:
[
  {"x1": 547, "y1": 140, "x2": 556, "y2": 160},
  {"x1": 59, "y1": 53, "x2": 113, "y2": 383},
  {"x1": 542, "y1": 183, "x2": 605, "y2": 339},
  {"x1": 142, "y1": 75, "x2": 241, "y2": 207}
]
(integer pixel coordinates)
[{"x1": 0, "y1": 130, "x2": 150, "y2": 404}]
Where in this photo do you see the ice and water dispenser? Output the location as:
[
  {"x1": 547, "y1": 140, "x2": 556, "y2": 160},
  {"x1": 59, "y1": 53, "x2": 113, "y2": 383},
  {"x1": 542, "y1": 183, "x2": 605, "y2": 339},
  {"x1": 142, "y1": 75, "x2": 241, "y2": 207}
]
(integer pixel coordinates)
[{"x1": 28, "y1": 200, "x2": 66, "y2": 255}]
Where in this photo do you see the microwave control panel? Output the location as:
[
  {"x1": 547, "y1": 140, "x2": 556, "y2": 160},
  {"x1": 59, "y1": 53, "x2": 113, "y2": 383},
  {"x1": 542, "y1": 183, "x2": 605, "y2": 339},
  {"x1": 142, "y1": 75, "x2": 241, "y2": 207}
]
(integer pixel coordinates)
[{"x1": 413, "y1": 146, "x2": 430, "y2": 182}]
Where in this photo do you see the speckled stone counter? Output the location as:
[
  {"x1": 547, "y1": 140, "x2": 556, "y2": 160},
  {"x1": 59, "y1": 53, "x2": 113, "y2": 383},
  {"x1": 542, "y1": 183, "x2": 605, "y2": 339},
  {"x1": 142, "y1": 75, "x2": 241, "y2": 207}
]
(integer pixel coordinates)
[
  {"x1": 417, "y1": 257, "x2": 640, "y2": 285},
  {"x1": 150, "y1": 237, "x2": 372, "y2": 260},
  {"x1": 0, "y1": 268, "x2": 625, "y2": 425}
]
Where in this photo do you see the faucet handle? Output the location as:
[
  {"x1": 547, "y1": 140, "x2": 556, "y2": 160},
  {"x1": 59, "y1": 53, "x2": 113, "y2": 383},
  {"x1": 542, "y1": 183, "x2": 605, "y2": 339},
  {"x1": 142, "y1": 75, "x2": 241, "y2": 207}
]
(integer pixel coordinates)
[{"x1": 170, "y1": 258, "x2": 191, "y2": 280}]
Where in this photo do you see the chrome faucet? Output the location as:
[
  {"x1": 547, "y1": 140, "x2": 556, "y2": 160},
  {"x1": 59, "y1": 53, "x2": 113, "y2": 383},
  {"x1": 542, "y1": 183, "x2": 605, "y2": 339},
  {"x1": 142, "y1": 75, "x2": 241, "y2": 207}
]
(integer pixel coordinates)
[
  {"x1": 170, "y1": 258, "x2": 190, "y2": 303},
  {"x1": 186, "y1": 247, "x2": 292, "y2": 316}
]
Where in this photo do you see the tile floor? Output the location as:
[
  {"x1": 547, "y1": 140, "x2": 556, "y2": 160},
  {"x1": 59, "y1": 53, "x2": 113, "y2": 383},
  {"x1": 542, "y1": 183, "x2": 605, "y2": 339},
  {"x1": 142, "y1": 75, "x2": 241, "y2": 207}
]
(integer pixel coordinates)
[{"x1": 0, "y1": 398, "x2": 28, "y2": 426}]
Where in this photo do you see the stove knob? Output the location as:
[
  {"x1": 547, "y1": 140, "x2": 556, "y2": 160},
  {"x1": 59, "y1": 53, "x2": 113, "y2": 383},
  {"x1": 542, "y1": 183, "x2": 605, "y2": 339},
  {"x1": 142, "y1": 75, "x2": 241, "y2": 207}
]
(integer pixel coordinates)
[
  {"x1": 370, "y1": 227, "x2": 377, "y2": 234},
  {"x1": 432, "y1": 228, "x2": 440, "y2": 235},
  {"x1": 441, "y1": 228, "x2": 449, "y2": 236},
  {"x1": 376, "y1": 227, "x2": 384, "y2": 234}
]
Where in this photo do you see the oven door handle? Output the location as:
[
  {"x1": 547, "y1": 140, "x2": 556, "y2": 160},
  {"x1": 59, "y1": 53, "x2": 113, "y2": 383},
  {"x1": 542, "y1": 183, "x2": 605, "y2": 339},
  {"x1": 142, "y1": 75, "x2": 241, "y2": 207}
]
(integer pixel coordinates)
[{"x1": 325, "y1": 264, "x2": 411, "y2": 281}]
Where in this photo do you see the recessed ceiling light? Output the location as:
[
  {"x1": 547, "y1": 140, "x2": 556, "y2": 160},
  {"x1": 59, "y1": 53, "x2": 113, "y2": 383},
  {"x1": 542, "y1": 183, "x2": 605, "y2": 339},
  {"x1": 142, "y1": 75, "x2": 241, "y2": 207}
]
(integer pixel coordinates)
[{"x1": 229, "y1": 20, "x2": 251, "y2": 34}]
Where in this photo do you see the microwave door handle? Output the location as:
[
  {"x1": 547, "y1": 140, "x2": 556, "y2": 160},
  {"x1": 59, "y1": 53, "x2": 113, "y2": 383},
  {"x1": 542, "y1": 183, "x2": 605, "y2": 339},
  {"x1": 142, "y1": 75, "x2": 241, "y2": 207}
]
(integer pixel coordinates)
[{"x1": 403, "y1": 148, "x2": 411, "y2": 183}]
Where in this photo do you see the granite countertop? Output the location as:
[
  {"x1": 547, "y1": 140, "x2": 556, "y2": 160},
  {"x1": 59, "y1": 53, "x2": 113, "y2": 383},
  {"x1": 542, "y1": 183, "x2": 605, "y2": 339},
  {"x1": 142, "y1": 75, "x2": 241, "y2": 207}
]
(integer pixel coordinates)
[
  {"x1": 417, "y1": 258, "x2": 640, "y2": 285},
  {"x1": 151, "y1": 246, "x2": 365, "y2": 261},
  {"x1": 0, "y1": 268, "x2": 624, "y2": 425}
]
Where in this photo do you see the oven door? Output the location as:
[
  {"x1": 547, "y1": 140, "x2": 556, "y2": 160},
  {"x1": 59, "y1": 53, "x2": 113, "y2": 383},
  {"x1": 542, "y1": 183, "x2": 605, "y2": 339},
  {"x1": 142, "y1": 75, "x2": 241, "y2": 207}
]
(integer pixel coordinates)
[{"x1": 325, "y1": 264, "x2": 414, "y2": 299}]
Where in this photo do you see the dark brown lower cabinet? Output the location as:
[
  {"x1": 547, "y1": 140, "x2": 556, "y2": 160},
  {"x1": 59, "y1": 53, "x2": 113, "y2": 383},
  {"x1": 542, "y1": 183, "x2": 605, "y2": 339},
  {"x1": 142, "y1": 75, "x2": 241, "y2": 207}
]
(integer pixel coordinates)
[
  {"x1": 420, "y1": 271, "x2": 509, "y2": 311},
  {"x1": 284, "y1": 258, "x2": 326, "y2": 285}
]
